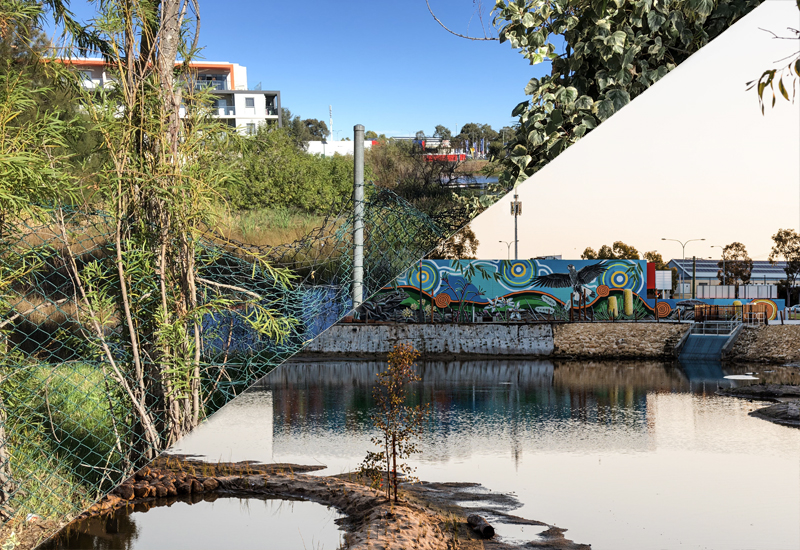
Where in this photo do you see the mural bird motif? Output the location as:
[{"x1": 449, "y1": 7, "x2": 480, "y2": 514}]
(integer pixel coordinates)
[{"x1": 532, "y1": 263, "x2": 607, "y2": 304}]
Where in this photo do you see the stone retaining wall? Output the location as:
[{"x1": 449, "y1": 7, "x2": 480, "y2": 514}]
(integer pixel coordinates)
[
  {"x1": 302, "y1": 323, "x2": 554, "y2": 356},
  {"x1": 302, "y1": 322, "x2": 692, "y2": 359},
  {"x1": 553, "y1": 323, "x2": 689, "y2": 359},
  {"x1": 726, "y1": 325, "x2": 800, "y2": 364}
]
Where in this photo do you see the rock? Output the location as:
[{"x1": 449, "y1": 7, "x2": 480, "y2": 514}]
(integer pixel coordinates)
[
  {"x1": 165, "y1": 483, "x2": 178, "y2": 497},
  {"x1": 133, "y1": 484, "x2": 149, "y2": 498},
  {"x1": 202, "y1": 478, "x2": 219, "y2": 491},
  {"x1": 114, "y1": 484, "x2": 135, "y2": 500},
  {"x1": 176, "y1": 481, "x2": 192, "y2": 495},
  {"x1": 191, "y1": 479, "x2": 204, "y2": 493},
  {"x1": 135, "y1": 467, "x2": 150, "y2": 481},
  {"x1": 155, "y1": 484, "x2": 168, "y2": 498}
]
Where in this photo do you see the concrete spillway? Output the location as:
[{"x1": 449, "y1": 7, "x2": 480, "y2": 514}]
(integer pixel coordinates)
[{"x1": 679, "y1": 334, "x2": 730, "y2": 361}]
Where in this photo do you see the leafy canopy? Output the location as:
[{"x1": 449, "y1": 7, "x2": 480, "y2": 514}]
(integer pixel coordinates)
[{"x1": 492, "y1": 0, "x2": 760, "y2": 187}]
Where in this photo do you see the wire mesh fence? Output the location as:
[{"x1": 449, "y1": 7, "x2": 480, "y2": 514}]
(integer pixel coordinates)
[{"x1": 0, "y1": 183, "x2": 457, "y2": 528}]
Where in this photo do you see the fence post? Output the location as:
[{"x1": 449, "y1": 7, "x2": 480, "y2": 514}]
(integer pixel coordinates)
[{"x1": 352, "y1": 124, "x2": 365, "y2": 316}]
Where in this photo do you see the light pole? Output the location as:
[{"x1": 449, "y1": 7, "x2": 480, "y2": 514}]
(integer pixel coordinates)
[
  {"x1": 711, "y1": 245, "x2": 726, "y2": 287},
  {"x1": 662, "y1": 238, "x2": 705, "y2": 299},
  {"x1": 499, "y1": 240, "x2": 512, "y2": 260},
  {"x1": 510, "y1": 194, "x2": 522, "y2": 260}
]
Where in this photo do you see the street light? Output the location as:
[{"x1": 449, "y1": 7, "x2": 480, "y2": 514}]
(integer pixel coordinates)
[
  {"x1": 510, "y1": 194, "x2": 522, "y2": 260},
  {"x1": 711, "y1": 245, "x2": 726, "y2": 287},
  {"x1": 662, "y1": 238, "x2": 705, "y2": 299},
  {"x1": 499, "y1": 240, "x2": 513, "y2": 260}
]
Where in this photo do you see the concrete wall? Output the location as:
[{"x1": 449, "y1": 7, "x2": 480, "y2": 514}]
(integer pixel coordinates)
[
  {"x1": 302, "y1": 323, "x2": 554, "y2": 356},
  {"x1": 302, "y1": 322, "x2": 690, "y2": 359},
  {"x1": 305, "y1": 141, "x2": 372, "y2": 157}
]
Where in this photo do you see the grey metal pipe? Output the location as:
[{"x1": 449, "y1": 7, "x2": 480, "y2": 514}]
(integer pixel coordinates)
[{"x1": 353, "y1": 124, "x2": 365, "y2": 314}]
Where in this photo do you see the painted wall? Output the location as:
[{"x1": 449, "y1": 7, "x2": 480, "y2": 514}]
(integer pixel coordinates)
[{"x1": 371, "y1": 260, "x2": 784, "y2": 321}]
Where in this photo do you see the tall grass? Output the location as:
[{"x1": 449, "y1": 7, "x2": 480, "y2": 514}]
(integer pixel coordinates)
[
  {"x1": 214, "y1": 207, "x2": 324, "y2": 248},
  {"x1": 1, "y1": 361, "x2": 125, "y2": 519}
]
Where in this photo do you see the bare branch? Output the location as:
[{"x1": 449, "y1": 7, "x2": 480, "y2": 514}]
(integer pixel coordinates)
[
  {"x1": 425, "y1": 0, "x2": 498, "y2": 41},
  {"x1": 196, "y1": 277, "x2": 263, "y2": 301}
]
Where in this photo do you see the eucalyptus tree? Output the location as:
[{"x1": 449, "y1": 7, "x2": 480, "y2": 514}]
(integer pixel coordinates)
[
  {"x1": 718, "y1": 242, "x2": 753, "y2": 298},
  {"x1": 61, "y1": 0, "x2": 295, "y2": 462},
  {"x1": 492, "y1": 0, "x2": 760, "y2": 187},
  {"x1": 769, "y1": 228, "x2": 800, "y2": 306}
]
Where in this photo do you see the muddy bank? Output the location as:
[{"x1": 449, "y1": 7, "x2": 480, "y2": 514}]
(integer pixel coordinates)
[
  {"x1": 718, "y1": 384, "x2": 800, "y2": 429},
  {"x1": 750, "y1": 402, "x2": 800, "y2": 428},
  {"x1": 717, "y1": 384, "x2": 800, "y2": 402},
  {"x1": 40, "y1": 456, "x2": 591, "y2": 550}
]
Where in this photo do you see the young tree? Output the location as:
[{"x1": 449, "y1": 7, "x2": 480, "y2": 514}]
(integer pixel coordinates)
[
  {"x1": 769, "y1": 228, "x2": 800, "y2": 307},
  {"x1": 360, "y1": 343, "x2": 428, "y2": 503},
  {"x1": 718, "y1": 242, "x2": 753, "y2": 298}
]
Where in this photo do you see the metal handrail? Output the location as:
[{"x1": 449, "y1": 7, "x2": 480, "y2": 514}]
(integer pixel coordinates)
[{"x1": 691, "y1": 320, "x2": 741, "y2": 335}]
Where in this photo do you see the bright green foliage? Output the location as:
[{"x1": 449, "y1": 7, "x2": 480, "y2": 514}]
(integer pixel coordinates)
[
  {"x1": 223, "y1": 127, "x2": 355, "y2": 213},
  {"x1": 493, "y1": 0, "x2": 761, "y2": 187},
  {"x1": 0, "y1": 26, "x2": 80, "y2": 222}
]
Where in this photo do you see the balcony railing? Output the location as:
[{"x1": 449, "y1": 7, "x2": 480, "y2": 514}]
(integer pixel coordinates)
[
  {"x1": 195, "y1": 81, "x2": 228, "y2": 91},
  {"x1": 216, "y1": 106, "x2": 235, "y2": 116}
]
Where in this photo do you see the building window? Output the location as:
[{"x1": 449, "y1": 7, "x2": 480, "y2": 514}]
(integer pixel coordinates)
[
  {"x1": 245, "y1": 97, "x2": 255, "y2": 108},
  {"x1": 246, "y1": 123, "x2": 256, "y2": 135}
]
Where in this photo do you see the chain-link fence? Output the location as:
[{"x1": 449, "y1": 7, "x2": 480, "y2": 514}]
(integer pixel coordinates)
[{"x1": 0, "y1": 183, "x2": 458, "y2": 529}]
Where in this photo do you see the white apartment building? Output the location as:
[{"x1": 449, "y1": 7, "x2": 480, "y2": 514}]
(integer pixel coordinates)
[{"x1": 64, "y1": 59, "x2": 281, "y2": 134}]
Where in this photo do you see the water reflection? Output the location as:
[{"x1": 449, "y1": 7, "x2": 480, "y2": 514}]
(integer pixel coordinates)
[
  {"x1": 170, "y1": 359, "x2": 800, "y2": 550},
  {"x1": 42, "y1": 496, "x2": 343, "y2": 550}
]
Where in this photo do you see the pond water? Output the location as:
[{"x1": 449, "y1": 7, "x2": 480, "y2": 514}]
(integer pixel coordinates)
[
  {"x1": 171, "y1": 359, "x2": 800, "y2": 550},
  {"x1": 41, "y1": 495, "x2": 343, "y2": 550}
]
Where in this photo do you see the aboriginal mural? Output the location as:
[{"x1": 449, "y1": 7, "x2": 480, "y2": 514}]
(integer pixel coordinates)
[
  {"x1": 362, "y1": 260, "x2": 785, "y2": 322},
  {"x1": 366, "y1": 259, "x2": 653, "y2": 322}
]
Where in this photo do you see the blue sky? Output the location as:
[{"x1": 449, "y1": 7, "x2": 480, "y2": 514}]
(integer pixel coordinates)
[{"x1": 54, "y1": 0, "x2": 549, "y2": 138}]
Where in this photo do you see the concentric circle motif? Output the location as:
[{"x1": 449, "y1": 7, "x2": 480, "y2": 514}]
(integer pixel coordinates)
[
  {"x1": 600, "y1": 261, "x2": 641, "y2": 292},
  {"x1": 656, "y1": 302, "x2": 671, "y2": 318},
  {"x1": 750, "y1": 299, "x2": 777, "y2": 320},
  {"x1": 410, "y1": 262, "x2": 440, "y2": 293},
  {"x1": 596, "y1": 285, "x2": 610, "y2": 298},
  {"x1": 610, "y1": 271, "x2": 629, "y2": 288},
  {"x1": 501, "y1": 260, "x2": 536, "y2": 289},
  {"x1": 434, "y1": 293, "x2": 452, "y2": 308}
]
